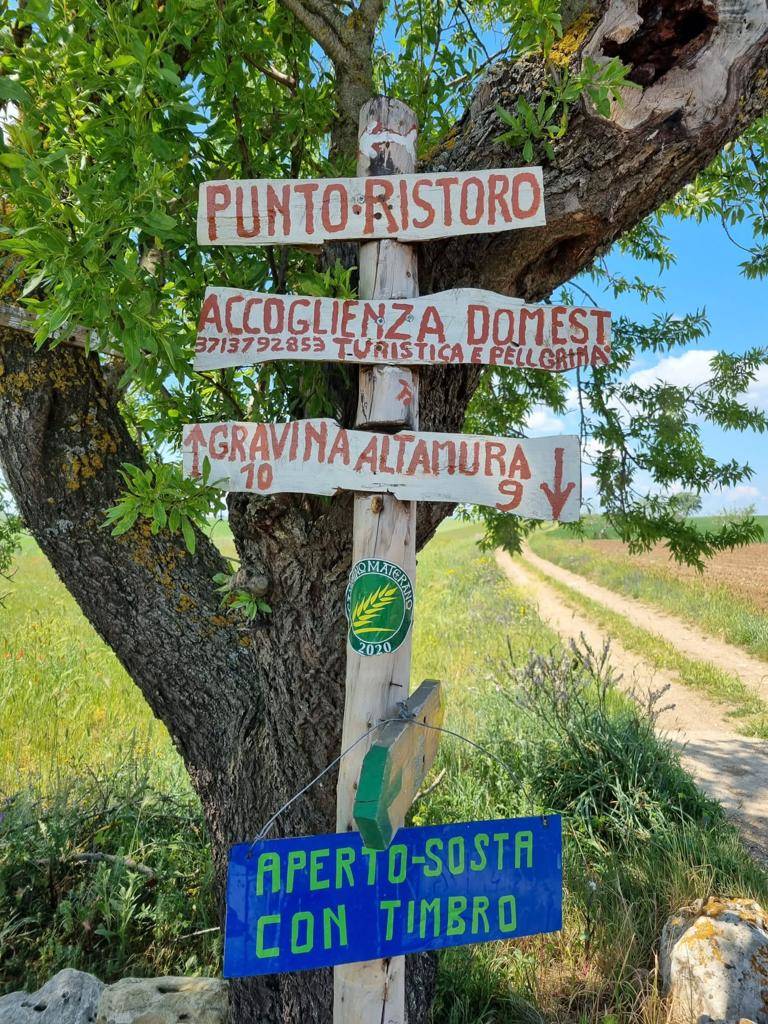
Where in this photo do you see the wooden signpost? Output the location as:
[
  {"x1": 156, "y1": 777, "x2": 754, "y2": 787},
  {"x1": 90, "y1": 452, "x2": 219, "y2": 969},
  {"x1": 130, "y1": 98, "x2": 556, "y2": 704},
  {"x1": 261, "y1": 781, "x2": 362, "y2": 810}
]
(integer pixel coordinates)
[
  {"x1": 194, "y1": 286, "x2": 611, "y2": 371},
  {"x1": 186, "y1": 93, "x2": 612, "y2": 1024}
]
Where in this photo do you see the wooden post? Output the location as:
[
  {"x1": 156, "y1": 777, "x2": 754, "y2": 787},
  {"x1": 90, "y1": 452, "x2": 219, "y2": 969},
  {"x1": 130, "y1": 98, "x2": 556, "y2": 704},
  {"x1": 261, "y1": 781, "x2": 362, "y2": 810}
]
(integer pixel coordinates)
[{"x1": 334, "y1": 96, "x2": 419, "y2": 1024}]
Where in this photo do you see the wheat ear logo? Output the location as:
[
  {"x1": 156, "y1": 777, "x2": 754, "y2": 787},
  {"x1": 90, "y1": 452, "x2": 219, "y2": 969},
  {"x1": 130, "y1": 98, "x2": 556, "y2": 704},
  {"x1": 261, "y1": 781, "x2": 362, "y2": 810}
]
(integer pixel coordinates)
[{"x1": 345, "y1": 558, "x2": 414, "y2": 657}]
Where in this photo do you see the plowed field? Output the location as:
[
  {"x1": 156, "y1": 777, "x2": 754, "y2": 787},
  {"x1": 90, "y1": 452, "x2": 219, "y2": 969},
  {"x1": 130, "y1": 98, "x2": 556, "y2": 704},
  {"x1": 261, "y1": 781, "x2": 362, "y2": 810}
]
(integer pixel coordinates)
[{"x1": 588, "y1": 540, "x2": 768, "y2": 611}]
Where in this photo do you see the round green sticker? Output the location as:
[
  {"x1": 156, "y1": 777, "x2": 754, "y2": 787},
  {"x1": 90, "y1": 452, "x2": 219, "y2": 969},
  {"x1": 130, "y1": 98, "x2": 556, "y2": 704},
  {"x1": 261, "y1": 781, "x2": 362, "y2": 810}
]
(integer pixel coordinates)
[{"x1": 345, "y1": 558, "x2": 414, "y2": 657}]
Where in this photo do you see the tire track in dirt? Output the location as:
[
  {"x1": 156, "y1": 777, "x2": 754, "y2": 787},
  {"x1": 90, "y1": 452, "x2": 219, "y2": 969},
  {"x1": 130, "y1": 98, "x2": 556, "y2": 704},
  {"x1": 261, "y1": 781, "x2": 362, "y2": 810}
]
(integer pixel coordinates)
[
  {"x1": 496, "y1": 550, "x2": 768, "y2": 864},
  {"x1": 523, "y1": 544, "x2": 768, "y2": 701}
]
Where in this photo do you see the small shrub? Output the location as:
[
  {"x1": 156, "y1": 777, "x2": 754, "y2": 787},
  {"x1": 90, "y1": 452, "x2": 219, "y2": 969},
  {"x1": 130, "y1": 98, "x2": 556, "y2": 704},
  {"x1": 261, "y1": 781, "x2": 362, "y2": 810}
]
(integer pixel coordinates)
[
  {"x1": 0, "y1": 759, "x2": 219, "y2": 994},
  {"x1": 504, "y1": 638, "x2": 722, "y2": 847}
]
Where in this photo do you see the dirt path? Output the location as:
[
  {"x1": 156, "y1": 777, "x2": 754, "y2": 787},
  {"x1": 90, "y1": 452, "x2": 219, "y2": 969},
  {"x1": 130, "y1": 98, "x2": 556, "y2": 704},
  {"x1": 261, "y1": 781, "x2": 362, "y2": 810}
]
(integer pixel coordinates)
[
  {"x1": 523, "y1": 544, "x2": 768, "y2": 701},
  {"x1": 496, "y1": 550, "x2": 768, "y2": 864}
]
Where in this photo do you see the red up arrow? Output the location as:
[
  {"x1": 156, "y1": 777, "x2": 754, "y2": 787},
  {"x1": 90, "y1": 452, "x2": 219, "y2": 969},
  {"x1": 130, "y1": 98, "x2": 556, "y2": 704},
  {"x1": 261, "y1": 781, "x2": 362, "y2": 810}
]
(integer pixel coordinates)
[
  {"x1": 540, "y1": 447, "x2": 576, "y2": 520},
  {"x1": 184, "y1": 425, "x2": 208, "y2": 478}
]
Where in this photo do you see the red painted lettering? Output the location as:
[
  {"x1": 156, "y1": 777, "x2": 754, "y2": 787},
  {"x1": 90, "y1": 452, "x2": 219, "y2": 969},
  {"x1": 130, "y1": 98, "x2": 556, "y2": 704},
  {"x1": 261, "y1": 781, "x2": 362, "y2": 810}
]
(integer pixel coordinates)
[
  {"x1": 328, "y1": 428, "x2": 350, "y2": 465},
  {"x1": 417, "y1": 306, "x2": 445, "y2": 344},
  {"x1": 467, "y1": 305, "x2": 489, "y2": 345},
  {"x1": 230, "y1": 424, "x2": 247, "y2": 462},
  {"x1": 235, "y1": 185, "x2": 260, "y2": 238},
  {"x1": 243, "y1": 297, "x2": 263, "y2": 332},
  {"x1": 288, "y1": 299, "x2": 310, "y2": 335},
  {"x1": 511, "y1": 171, "x2": 542, "y2": 220},
  {"x1": 294, "y1": 182, "x2": 319, "y2": 235},
  {"x1": 320, "y1": 183, "x2": 348, "y2": 234},
  {"x1": 354, "y1": 437, "x2": 379, "y2": 472},
  {"x1": 568, "y1": 308, "x2": 589, "y2": 344},
  {"x1": 198, "y1": 293, "x2": 222, "y2": 332},
  {"x1": 459, "y1": 176, "x2": 484, "y2": 226},
  {"x1": 434, "y1": 176, "x2": 459, "y2": 227},
  {"x1": 507, "y1": 445, "x2": 531, "y2": 479},
  {"x1": 488, "y1": 173, "x2": 512, "y2": 225},
  {"x1": 364, "y1": 179, "x2": 397, "y2": 234},
  {"x1": 266, "y1": 184, "x2": 292, "y2": 237},
  {"x1": 210, "y1": 424, "x2": 229, "y2": 458},
  {"x1": 411, "y1": 179, "x2": 435, "y2": 229},
  {"x1": 225, "y1": 294, "x2": 244, "y2": 334},
  {"x1": 206, "y1": 184, "x2": 231, "y2": 242}
]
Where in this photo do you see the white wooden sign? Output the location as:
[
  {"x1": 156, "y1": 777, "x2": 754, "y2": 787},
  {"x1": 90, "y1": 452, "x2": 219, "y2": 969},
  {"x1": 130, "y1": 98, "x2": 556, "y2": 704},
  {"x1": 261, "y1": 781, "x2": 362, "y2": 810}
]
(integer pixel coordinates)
[
  {"x1": 197, "y1": 168, "x2": 545, "y2": 246},
  {"x1": 194, "y1": 287, "x2": 612, "y2": 372},
  {"x1": 183, "y1": 419, "x2": 581, "y2": 521}
]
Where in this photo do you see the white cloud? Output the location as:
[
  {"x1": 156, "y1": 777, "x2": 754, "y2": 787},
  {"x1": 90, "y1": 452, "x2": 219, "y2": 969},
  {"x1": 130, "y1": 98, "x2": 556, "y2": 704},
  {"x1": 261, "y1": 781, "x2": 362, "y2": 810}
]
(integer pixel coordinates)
[
  {"x1": 526, "y1": 406, "x2": 563, "y2": 435},
  {"x1": 626, "y1": 350, "x2": 768, "y2": 413},
  {"x1": 747, "y1": 364, "x2": 768, "y2": 411},
  {"x1": 627, "y1": 349, "x2": 718, "y2": 391}
]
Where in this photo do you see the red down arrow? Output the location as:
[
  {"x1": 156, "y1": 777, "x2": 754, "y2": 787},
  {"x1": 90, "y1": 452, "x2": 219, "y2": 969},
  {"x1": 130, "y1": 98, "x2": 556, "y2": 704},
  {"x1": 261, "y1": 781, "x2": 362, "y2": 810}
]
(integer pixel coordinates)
[{"x1": 540, "y1": 447, "x2": 576, "y2": 520}]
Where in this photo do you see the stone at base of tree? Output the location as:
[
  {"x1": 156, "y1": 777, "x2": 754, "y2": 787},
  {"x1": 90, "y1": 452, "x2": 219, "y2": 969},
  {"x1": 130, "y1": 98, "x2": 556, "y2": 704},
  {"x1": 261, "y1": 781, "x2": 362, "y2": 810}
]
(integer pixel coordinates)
[
  {"x1": 661, "y1": 897, "x2": 768, "y2": 1024},
  {"x1": 95, "y1": 977, "x2": 228, "y2": 1024},
  {"x1": 0, "y1": 968, "x2": 104, "y2": 1023}
]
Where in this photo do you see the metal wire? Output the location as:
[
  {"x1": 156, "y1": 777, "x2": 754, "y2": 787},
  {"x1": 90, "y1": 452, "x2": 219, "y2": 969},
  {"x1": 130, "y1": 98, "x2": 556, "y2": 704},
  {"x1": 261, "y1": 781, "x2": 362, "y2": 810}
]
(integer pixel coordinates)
[{"x1": 249, "y1": 708, "x2": 540, "y2": 850}]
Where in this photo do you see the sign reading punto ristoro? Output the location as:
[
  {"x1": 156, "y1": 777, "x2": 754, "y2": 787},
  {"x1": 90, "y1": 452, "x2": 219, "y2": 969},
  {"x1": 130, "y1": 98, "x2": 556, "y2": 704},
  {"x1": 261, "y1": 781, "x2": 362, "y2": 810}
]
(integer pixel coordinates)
[
  {"x1": 223, "y1": 816, "x2": 562, "y2": 978},
  {"x1": 198, "y1": 168, "x2": 545, "y2": 246}
]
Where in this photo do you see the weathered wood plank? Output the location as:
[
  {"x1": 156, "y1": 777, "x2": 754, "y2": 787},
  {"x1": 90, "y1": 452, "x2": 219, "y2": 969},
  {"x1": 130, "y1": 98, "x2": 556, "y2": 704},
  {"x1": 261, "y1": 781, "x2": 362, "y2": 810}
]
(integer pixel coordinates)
[
  {"x1": 353, "y1": 679, "x2": 445, "y2": 851},
  {"x1": 333, "y1": 95, "x2": 420, "y2": 1024},
  {"x1": 197, "y1": 167, "x2": 545, "y2": 246},
  {"x1": 193, "y1": 286, "x2": 611, "y2": 371},
  {"x1": 181, "y1": 419, "x2": 581, "y2": 521}
]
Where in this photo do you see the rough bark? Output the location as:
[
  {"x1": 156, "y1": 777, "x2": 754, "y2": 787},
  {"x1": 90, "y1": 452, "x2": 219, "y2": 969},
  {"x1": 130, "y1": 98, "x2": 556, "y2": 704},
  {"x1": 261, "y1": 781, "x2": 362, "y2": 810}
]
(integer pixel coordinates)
[
  {"x1": 2, "y1": 3, "x2": 768, "y2": 1023},
  {"x1": 420, "y1": 0, "x2": 768, "y2": 298}
]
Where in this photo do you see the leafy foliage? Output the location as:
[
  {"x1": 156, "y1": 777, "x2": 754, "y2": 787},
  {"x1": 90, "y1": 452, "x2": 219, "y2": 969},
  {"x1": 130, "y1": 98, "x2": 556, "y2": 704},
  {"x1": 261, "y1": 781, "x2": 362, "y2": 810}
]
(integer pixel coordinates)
[
  {"x1": 0, "y1": 762, "x2": 219, "y2": 994},
  {"x1": 497, "y1": 57, "x2": 631, "y2": 163},
  {"x1": 103, "y1": 461, "x2": 224, "y2": 554},
  {"x1": 669, "y1": 117, "x2": 768, "y2": 280},
  {"x1": 0, "y1": 1, "x2": 767, "y2": 569},
  {"x1": 213, "y1": 571, "x2": 272, "y2": 619}
]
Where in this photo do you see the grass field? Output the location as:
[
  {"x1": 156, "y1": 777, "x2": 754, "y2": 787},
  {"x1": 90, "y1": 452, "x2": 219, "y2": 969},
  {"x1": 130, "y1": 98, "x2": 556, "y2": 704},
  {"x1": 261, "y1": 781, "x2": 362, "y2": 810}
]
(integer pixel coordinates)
[
  {"x1": 2, "y1": 523, "x2": 767, "y2": 1021},
  {"x1": 0, "y1": 535, "x2": 181, "y2": 794},
  {"x1": 530, "y1": 529, "x2": 768, "y2": 662},
  {"x1": 568, "y1": 514, "x2": 768, "y2": 541}
]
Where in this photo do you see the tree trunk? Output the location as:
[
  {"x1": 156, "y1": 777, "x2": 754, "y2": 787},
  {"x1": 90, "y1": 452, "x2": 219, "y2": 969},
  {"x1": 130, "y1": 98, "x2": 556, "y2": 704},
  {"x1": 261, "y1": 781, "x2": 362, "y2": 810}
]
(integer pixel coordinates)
[
  {"x1": 2, "y1": 4, "x2": 768, "y2": 1022},
  {"x1": 0, "y1": 328, "x2": 435, "y2": 1021}
]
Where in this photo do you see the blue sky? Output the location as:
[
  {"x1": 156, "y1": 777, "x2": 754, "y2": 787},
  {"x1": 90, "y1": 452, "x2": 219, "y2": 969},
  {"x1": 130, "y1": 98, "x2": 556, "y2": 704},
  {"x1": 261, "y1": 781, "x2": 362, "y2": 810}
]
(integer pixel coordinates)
[{"x1": 527, "y1": 215, "x2": 768, "y2": 515}]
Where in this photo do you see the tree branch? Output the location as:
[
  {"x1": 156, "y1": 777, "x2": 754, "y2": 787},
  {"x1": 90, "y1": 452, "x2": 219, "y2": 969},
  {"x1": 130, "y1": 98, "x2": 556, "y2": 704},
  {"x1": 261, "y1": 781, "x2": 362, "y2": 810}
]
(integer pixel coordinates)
[
  {"x1": 241, "y1": 52, "x2": 298, "y2": 93},
  {"x1": 420, "y1": 1, "x2": 768, "y2": 299},
  {"x1": 277, "y1": 0, "x2": 348, "y2": 68}
]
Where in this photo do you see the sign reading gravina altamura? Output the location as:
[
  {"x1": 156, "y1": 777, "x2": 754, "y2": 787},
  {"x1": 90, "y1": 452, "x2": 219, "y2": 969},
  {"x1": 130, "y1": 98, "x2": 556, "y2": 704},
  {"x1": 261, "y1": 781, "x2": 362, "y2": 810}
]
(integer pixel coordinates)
[
  {"x1": 183, "y1": 419, "x2": 581, "y2": 521},
  {"x1": 194, "y1": 286, "x2": 612, "y2": 372},
  {"x1": 224, "y1": 816, "x2": 562, "y2": 977},
  {"x1": 345, "y1": 558, "x2": 415, "y2": 657}
]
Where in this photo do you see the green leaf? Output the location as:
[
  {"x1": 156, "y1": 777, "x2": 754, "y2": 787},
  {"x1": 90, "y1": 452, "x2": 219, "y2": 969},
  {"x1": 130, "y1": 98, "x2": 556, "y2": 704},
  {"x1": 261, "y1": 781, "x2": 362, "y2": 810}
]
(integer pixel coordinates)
[
  {"x1": 140, "y1": 210, "x2": 178, "y2": 236},
  {"x1": 181, "y1": 517, "x2": 196, "y2": 554},
  {"x1": 0, "y1": 78, "x2": 28, "y2": 103},
  {"x1": 0, "y1": 153, "x2": 27, "y2": 169}
]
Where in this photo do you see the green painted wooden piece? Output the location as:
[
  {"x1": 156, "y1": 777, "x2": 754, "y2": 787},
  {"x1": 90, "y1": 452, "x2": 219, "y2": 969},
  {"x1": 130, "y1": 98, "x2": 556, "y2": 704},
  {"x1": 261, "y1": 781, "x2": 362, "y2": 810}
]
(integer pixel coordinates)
[{"x1": 353, "y1": 679, "x2": 444, "y2": 850}]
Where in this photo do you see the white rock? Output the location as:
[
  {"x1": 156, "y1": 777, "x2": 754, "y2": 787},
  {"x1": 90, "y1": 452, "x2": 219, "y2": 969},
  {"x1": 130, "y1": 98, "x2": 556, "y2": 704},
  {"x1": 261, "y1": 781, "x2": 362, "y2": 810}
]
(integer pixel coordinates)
[
  {"x1": 0, "y1": 969, "x2": 104, "y2": 1024},
  {"x1": 661, "y1": 897, "x2": 768, "y2": 1024},
  {"x1": 96, "y1": 977, "x2": 228, "y2": 1024}
]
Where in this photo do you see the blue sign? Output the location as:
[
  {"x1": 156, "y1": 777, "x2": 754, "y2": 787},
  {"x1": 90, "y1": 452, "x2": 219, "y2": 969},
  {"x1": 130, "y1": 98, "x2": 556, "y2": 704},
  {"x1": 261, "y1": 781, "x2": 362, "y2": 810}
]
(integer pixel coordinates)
[{"x1": 224, "y1": 816, "x2": 562, "y2": 978}]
